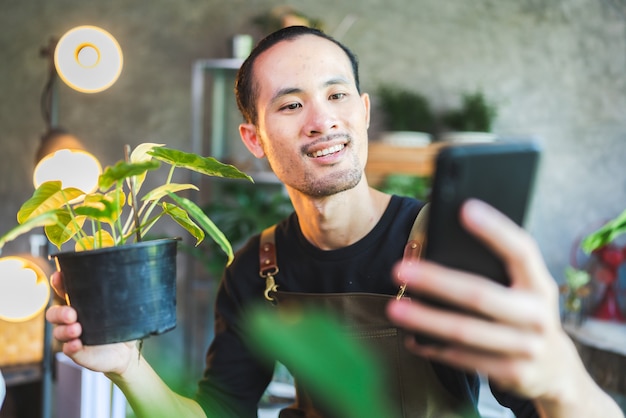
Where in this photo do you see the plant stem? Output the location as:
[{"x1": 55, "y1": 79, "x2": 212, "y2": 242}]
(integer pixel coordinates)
[
  {"x1": 125, "y1": 144, "x2": 143, "y2": 243},
  {"x1": 113, "y1": 181, "x2": 127, "y2": 245},
  {"x1": 136, "y1": 212, "x2": 164, "y2": 239},
  {"x1": 60, "y1": 189, "x2": 89, "y2": 250},
  {"x1": 166, "y1": 164, "x2": 176, "y2": 184},
  {"x1": 138, "y1": 165, "x2": 177, "y2": 234}
]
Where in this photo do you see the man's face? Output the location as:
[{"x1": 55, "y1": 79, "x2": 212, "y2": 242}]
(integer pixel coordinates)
[{"x1": 249, "y1": 35, "x2": 371, "y2": 198}]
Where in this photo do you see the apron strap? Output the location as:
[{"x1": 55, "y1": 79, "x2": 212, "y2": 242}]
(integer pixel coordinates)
[
  {"x1": 259, "y1": 202, "x2": 431, "y2": 302},
  {"x1": 260, "y1": 224, "x2": 279, "y2": 302},
  {"x1": 397, "y1": 202, "x2": 430, "y2": 299}
]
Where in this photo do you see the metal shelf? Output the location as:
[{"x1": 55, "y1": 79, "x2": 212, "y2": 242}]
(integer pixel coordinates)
[{"x1": 191, "y1": 59, "x2": 243, "y2": 160}]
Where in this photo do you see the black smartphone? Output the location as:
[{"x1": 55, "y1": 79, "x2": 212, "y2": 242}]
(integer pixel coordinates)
[
  {"x1": 424, "y1": 141, "x2": 541, "y2": 286},
  {"x1": 412, "y1": 141, "x2": 540, "y2": 346}
]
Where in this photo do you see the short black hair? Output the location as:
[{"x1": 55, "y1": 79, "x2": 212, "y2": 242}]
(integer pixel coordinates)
[{"x1": 234, "y1": 26, "x2": 360, "y2": 125}]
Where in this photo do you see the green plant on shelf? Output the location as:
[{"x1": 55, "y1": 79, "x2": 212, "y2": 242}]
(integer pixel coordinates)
[
  {"x1": 375, "y1": 174, "x2": 431, "y2": 201},
  {"x1": 442, "y1": 90, "x2": 497, "y2": 133},
  {"x1": 376, "y1": 85, "x2": 436, "y2": 135}
]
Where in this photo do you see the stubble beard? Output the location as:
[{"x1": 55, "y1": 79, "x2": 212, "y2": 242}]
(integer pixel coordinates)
[{"x1": 299, "y1": 167, "x2": 362, "y2": 197}]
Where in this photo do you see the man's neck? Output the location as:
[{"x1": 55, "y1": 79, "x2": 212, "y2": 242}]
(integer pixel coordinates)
[{"x1": 288, "y1": 181, "x2": 392, "y2": 250}]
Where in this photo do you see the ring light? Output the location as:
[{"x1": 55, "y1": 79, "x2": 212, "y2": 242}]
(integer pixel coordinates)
[
  {"x1": 0, "y1": 256, "x2": 50, "y2": 322},
  {"x1": 54, "y1": 25, "x2": 123, "y2": 93}
]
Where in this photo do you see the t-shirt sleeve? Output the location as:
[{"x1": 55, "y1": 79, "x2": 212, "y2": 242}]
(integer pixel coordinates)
[
  {"x1": 490, "y1": 382, "x2": 539, "y2": 418},
  {"x1": 195, "y1": 265, "x2": 275, "y2": 417}
]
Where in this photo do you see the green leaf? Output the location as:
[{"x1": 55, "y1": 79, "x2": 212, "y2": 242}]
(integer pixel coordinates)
[
  {"x1": 142, "y1": 183, "x2": 199, "y2": 203},
  {"x1": 74, "y1": 193, "x2": 123, "y2": 225},
  {"x1": 99, "y1": 160, "x2": 161, "y2": 191},
  {"x1": 243, "y1": 306, "x2": 395, "y2": 418},
  {"x1": 44, "y1": 210, "x2": 86, "y2": 248},
  {"x1": 564, "y1": 266, "x2": 590, "y2": 289},
  {"x1": 129, "y1": 143, "x2": 165, "y2": 192},
  {"x1": 130, "y1": 143, "x2": 165, "y2": 163},
  {"x1": 167, "y1": 193, "x2": 234, "y2": 265},
  {"x1": 74, "y1": 230, "x2": 115, "y2": 251},
  {"x1": 0, "y1": 212, "x2": 58, "y2": 249},
  {"x1": 162, "y1": 202, "x2": 204, "y2": 245},
  {"x1": 148, "y1": 147, "x2": 253, "y2": 182},
  {"x1": 17, "y1": 181, "x2": 84, "y2": 224},
  {"x1": 581, "y1": 208, "x2": 626, "y2": 253}
]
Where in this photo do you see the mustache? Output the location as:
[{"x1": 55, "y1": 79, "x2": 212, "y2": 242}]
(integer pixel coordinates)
[{"x1": 301, "y1": 133, "x2": 351, "y2": 154}]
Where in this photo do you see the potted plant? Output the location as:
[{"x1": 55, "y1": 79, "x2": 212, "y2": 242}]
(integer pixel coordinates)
[
  {"x1": 376, "y1": 84, "x2": 435, "y2": 147},
  {"x1": 374, "y1": 173, "x2": 431, "y2": 202},
  {"x1": 580, "y1": 209, "x2": 626, "y2": 322},
  {"x1": 0, "y1": 143, "x2": 252, "y2": 345},
  {"x1": 440, "y1": 90, "x2": 498, "y2": 143},
  {"x1": 560, "y1": 266, "x2": 591, "y2": 325},
  {"x1": 581, "y1": 208, "x2": 626, "y2": 253}
]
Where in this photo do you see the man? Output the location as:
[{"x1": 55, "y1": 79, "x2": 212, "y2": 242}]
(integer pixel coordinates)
[{"x1": 47, "y1": 26, "x2": 624, "y2": 417}]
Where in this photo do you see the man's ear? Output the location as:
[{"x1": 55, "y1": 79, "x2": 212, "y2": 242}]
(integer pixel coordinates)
[
  {"x1": 362, "y1": 92, "x2": 371, "y2": 129},
  {"x1": 239, "y1": 123, "x2": 266, "y2": 158}
]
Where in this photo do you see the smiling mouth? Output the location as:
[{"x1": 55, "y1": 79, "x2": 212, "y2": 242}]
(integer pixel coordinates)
[{"x1": 307, "y1": 143, "x2": 346, "y2": 158}]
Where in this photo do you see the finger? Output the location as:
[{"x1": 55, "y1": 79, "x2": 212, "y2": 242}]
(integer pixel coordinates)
[
  {"x1": 403, "y1": 336, "x2": 528, "y2": 386},
  {"x1": 387, "y1": 297, "x2": 543, "y2": 356},
  {"x1": 402, "y1": 335, "x2": 573, "y2": 400},
  {"x1": 49, "y1": 271, "x2": 67, "y2": 298},
  {"x1": 393, "y1": 261, "x2": 549, "y2": 329},
  {"x1": 62, "y1": 338, "x2": 85, "y2": 356},
  {"x1": 460, "y1": 199, "x2": 555, "y2": 297},
  {"x1": 52, "y1": 322, "x2": 83, "y2": 343},
  {"x1": 46, "y1": 304, "x2": 77, "y2": 325}
]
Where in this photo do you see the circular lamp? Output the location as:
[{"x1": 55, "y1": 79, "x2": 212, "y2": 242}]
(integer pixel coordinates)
[
  {"x1": 0, "y1": 256, "x2": 51, "y2": 322},
  {"x1": 33, "y1": 128, "x2": 102, "y2": 193},
  {"x1": 54, "y1": 25, "x2": 123, "y2": 93}
]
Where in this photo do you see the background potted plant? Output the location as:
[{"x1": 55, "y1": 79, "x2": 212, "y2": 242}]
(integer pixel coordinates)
[
  {"x1": 579, "y1": 209, "x2": 626, "y2": 322},
  {"x1": 440, "y1": 90, "x2": 498, "y2": 143},
  {"x1": 183, "y1": 181, "x2": 293, "y2": 279},
  {"x1": 374, "y1": 173, "x2": 431, "y2": 202},
  {"x1": 0, "y1": 143, "x2": 252, "y2": 345},
  {"x1": 582, "y1": 209, "x2": 626, "y2": 253},
  {"x1": 376, "y1": 84, "x2": 435, "y2": 147}
]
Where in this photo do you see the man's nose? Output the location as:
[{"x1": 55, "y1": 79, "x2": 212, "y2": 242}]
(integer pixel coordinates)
[{"x1": 304, "y1": 102, "x2": 339, "y2": 136}]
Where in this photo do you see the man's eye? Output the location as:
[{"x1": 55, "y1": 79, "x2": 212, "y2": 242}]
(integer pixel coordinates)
[
  {"x1": 330, "y1": 93, "x2": 346, "y2": 100},
  {"x1": 281, "y1": 102, "x2": 302, "y2": 111}
]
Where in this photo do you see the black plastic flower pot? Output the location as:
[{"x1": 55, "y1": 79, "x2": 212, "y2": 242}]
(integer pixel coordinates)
[{"x1": 51, "y1": 238, "x2": 178, "y2": 345}]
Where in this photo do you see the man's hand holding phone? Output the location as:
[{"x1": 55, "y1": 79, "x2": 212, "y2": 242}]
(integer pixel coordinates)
[
  {"x1": 386, "y1": 200, "x2": 625, "y2": 417},
  {"x1": 386, "y1": 150, "x2": 624, "y2": 416}
]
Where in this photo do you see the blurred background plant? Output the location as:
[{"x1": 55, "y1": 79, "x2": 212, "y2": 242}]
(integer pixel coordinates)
[
  {"x1": 442, "y1": 90, "x2": 497, "y2": 133},
  {"x1": 376, "y1": 85, "x2": 436, "y2": 135},
  {"x1": 560, "y1": 266, "x2": 591, "y2": 324},
  {"x1": 181, "y1": 182, "x2": 293, "y2": 278},
  {"x1": 375, "y1": 174, "x2": 431, "y2": 201},
  {"x1": 582, "y1": 208, "x2": 626, "y2": 253},
  {"x1": 571, "y1": 209, "x2": 626, "y2": 323}
]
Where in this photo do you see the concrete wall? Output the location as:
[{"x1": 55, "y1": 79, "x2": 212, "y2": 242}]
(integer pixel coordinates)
[
  {"x1": 1, "y1": 0, "x2": 625, "y2": 385},
  {"x1": 2, "y1": 0, "x2": 625, "y2": 275}
]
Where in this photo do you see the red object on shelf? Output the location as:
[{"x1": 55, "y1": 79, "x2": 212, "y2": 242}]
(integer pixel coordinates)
[
  {"x1": 593, "y1": 283, "x2": 625, "y2": 322},
  {"x1": 590, "y1": 244, "x2": 625, "y2": 322}
]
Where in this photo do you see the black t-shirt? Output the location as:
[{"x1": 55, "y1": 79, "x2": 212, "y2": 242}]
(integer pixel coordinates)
[{"x1": 195, "y1": 195, "x2": 537, "y2": 417}]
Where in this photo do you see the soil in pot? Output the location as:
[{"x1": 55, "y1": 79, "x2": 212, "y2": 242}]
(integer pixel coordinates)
[{"x1": 51, "y1": 238, "x2": 178, "y2": 345}]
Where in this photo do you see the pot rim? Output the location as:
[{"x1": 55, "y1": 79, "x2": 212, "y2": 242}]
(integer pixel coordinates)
[{"x1": 49, "y1": 237, "x2": 181, "y2": 260}]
